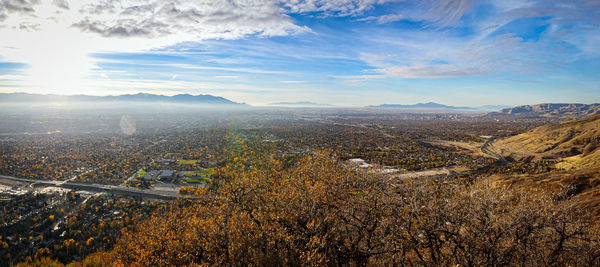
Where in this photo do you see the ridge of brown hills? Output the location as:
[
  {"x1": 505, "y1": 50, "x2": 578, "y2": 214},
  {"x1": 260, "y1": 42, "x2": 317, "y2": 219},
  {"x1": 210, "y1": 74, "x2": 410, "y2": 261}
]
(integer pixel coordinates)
[{"x1": 490, "y1": 103, "x2": 600, "y2": 119}]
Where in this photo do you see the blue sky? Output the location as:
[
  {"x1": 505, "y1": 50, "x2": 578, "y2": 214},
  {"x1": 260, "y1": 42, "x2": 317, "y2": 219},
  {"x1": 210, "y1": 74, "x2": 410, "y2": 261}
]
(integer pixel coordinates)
[{"x1": 0, "y1": 0, "x2": 599, "y2": 106}]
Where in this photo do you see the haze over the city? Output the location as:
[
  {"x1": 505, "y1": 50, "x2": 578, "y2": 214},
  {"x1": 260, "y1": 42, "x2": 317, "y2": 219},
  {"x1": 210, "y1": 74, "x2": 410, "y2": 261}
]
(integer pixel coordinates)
[{"x1": 0, "y1": 0, "x2": 599, "y2": 106}]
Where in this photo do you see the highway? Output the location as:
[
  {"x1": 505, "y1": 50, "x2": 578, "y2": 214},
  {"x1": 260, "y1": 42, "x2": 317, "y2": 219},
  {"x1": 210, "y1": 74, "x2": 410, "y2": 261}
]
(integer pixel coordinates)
[{"x1": 0, "y1": 174, "x2": 198, "y2": 200}]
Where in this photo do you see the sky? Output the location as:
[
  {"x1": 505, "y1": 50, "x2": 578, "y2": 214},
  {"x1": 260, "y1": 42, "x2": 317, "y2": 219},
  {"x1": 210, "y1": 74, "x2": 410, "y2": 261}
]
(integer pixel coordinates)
[{"x1": 0, "y1": 0, "x2": 599, "y2": 106}]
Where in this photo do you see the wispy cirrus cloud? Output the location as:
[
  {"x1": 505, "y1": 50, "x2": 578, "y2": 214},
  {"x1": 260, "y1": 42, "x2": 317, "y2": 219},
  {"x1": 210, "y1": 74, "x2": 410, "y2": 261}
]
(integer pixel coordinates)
[
  {"x1": 357, "y1": 13, "x2": 405, "y2": 24},
  {"x1": 346, "y1": 0, "x2": 600, "y2": 80},
  {"x1": 280, "y1": 80, "x2": 305, "y2": 83},
  {"x1": 379, "y1": 64, "x2": 485, "y2": 79},
  {"x1": 423, "y1": 0, "x2": 474, "y2": 26}
]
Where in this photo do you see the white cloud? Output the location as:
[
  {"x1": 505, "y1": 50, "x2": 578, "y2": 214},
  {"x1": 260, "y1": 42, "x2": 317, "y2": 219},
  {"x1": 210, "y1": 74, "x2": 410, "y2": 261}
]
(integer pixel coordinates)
[
  {"x1": 357, "y1": 13, "x2": 405, "y2": 24},
  {"x1": 51, "y1": 0, "x2": 68, "y2": 10},
  {"x1": 353, "y1": 31, "x2": 537, "y2": 79},
  {"x1": 379, "y1": 64, "x2": 485, "y2": 78},
  {"x1": 69, "y1": 1, "x2": 307, "y2": 39},
  {"x1": 349, "y1": 0, "x2": 600, "y2": 80},
  {"x1": 424, "y1": 0, "x2": 474, "y2": 26},
  {"x1": 2, "y1": 0, "x2": 415, "y2": 41},
  {"x1": 0, "y1": 0, "x2": 40, "y2": 14},
  {"x1": 280, "y1": 0, "x2": 403, "y2": 16},
  {"x1": 0, "y1": 0, "x2": 308, "y2": 40},
  {"x1": 164, "y1": 63, "x2": 293, "y2": 75}
]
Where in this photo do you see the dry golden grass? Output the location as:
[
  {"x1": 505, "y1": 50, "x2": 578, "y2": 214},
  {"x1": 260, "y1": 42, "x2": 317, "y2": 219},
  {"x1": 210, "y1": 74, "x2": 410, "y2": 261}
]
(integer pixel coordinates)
[
  {"x1": 556, "y1": 148, "x2": 600, "y2": 170},
  {"x1": 496, "y1": 114, "x2": 600, "y2": 169},
  {"x1": 423, "y1": 139, "x2": 493, "y2": 158}
]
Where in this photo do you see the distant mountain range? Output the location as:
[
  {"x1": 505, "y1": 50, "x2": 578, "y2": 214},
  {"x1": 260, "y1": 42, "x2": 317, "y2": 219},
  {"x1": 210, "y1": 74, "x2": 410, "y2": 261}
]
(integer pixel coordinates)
[
  {"x1": 490, "y1": 103, "x2": 600, "y2": 119},
  {"x1": 370, "y1": 102, "x2": 600, "y2": 118},
  {"x1": 3, "y1": 94, "x2": 597, "y2": 118},
  {"x1": 268, "y1": 101, "x2": 333, "y2": 107},
  {"x1": 0, "y1": 93, "x2": 245, "y2": 105},
  {"x1": 367, "y1": 102, "x2": 509, "y2": 111}
]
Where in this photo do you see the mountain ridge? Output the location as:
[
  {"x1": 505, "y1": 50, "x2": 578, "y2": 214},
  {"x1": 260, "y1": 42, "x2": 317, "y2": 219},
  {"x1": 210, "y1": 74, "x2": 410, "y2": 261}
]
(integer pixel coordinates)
[
  {"x1": 491, "y1": 103, "x2": 600, "y2": 119},
  {"x1": 0, "y1": 92, "x2": 246, "y2": 105},
  {"x1": 367, "y1": 102, "x2": 509, "y2": 111}
]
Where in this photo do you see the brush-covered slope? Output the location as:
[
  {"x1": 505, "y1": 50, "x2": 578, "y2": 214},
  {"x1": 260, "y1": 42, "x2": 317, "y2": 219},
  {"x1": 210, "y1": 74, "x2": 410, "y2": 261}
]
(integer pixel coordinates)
[
  {"x1": 496, "y1": 114, "x2": 600, "y2": 169},
  {"x1": 490, "y1": 167, "x2": 600, "y2": 216}
]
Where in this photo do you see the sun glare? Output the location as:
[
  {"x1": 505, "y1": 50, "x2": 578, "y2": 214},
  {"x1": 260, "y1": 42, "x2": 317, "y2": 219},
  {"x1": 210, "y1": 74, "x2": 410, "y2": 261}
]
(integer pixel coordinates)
[
  {"x1": 25, "y1": 51, "x2": 92, "y2": 95},
  {"x1": 22, "y1": 26, "x2": 95, "y2": 95},
  {"x1": 0, "y1": 1, "x2": 95, "y2": 95}
]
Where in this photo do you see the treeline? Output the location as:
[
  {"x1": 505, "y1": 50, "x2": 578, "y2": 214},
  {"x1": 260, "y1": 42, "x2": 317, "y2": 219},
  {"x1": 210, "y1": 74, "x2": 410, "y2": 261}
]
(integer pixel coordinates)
[{"x1": 19, "y1": 147, "x2": 600, "y2": 266}]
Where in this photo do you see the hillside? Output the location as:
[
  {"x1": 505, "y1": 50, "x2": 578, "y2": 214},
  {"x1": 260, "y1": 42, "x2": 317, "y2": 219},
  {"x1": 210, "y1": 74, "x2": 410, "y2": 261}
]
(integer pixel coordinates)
[
  {"x1": 490, "y1": 167, "x2": 600, "y2": 216},
  {"x1": 488, "y1": 114, "x2": 600, "y2": 218},
  {"x1": 491, "y1": 103, "x2": 600, "y2": 119},
  {"x1": 496, "y1": 114, "x2": 600, "y2": 169}
]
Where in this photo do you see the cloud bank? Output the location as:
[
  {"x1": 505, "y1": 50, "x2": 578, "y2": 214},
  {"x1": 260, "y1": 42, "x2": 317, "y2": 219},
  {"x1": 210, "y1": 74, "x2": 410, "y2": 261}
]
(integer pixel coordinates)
[{"x1": 1, "y1": 0, "x2": 308, "y2": 40}]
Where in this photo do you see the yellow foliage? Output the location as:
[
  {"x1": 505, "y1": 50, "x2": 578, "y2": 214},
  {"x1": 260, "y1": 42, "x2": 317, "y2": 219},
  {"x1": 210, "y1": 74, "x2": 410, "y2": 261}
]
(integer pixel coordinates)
[{"x1": 66, "y1": 148, "x2": 600, "y2": 266}]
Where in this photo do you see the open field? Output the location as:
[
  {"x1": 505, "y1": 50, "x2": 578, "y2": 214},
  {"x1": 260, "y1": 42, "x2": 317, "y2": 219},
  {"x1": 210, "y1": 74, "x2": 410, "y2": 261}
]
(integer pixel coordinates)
[
  {"x1": 183, "y1": 169, "x2": 214, "y2": 177},
  {"x1": 177, "y1": 159, "x2": 198, "y2": 164}
]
